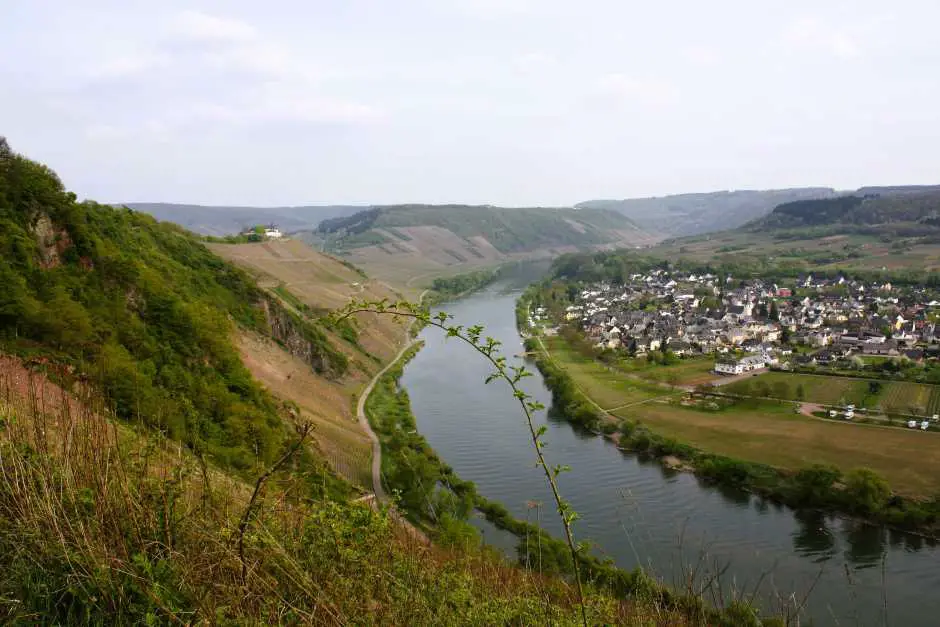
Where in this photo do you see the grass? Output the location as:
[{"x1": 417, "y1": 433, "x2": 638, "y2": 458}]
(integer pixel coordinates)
[
  {"x1": 0, "y1": 353, "x2": 689, "y2": 626},
  {"x1": 724, "y1": 372, "x2": 876, "y2": 407},
  {"x1": 542, "y1": 336, "x2": 940, "y2": 498},
  {"x1": 881, "y1": 381, "x2": 940, "y2": 415},
  {"x1": 543, "y1": 337, "x2": 672, "y2": 409},
  {"x1": 629, "y1": 357, "x2": 717, "y2": 386},
  {"x1": 617, "y1": 401, "x2": 940, "y2": 498},
  {"x1": 722, "y1": 372, "x2": 940, "y2": 416}
]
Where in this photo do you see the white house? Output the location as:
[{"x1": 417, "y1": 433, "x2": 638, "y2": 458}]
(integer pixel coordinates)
[
  {"x1": 264, "y1": 227, "x2": 283, "y2": 239},
  {"x1": 714, "y1": 353, "x2": 768, "y2": 375}
]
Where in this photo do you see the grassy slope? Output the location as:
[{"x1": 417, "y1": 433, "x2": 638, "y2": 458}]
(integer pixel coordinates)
[
  {"x1": 1, "y1": 358, "x2": 645, "y2": 625},
  {"x1": 542, "y1": 335, "x2": 940, "y2": 498},
  {"x1": 209, "y1": 239, "x2": 412, "y2": 488},
  {"x1": 0, "y1": 141, "x2": 696, "y2": 625}
]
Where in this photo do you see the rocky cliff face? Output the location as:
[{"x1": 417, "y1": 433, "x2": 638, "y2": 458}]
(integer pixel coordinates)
[{"x1": 260, "y1": 296, "x2": 346, "y2": 378}]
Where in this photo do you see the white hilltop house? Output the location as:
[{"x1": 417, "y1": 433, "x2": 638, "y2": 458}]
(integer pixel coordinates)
[{"x1": 264, "y1": 225, "x2": 283, "y2": 239}]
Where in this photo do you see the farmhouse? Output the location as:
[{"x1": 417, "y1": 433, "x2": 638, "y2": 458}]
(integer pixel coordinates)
[{"x1": 714, "y1": 354, "x2": 768, "y2": 375}]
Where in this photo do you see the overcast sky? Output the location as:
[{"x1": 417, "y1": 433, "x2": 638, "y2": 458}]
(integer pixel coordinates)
[{"x1": 3, "y1": 1, "x2": 938, "y2": 206}]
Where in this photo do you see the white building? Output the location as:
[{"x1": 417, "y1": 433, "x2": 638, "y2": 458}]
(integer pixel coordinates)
[
  {"x1": 264, "y1": 227, "x2": 283, "y2": 239},
  {"x1": 714, "y1": 353, "x2": 768, "y2": 375}
]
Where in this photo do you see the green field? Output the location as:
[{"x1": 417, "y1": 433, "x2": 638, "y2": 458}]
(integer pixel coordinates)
[
  {"x1": 881, "y1": 381, "x2": 940, "y2": 415},
  {"x1": 722, "y1": 372, "x2": 940, "y2": 415},
  {"x1": 541, "y1": 338, "x2": 940, "y2": 497},
  {"x1": 542, "y1": 337, "x2": 671, "y2": 409},
  {"x1": 723, "y1": 372, "x2": 877, "y2": 407}
]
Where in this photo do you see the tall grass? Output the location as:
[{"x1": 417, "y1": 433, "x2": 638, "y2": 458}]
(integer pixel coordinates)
[{"x1": 0, "y1": 358, "x2": 683, "y2": 625}]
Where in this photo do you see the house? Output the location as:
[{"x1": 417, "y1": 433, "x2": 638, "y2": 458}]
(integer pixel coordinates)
[
  {"x1": 264, "y1": 227, "x2": 283, "y2": 239},
  {"x1": 862, "y1": 340, "x2": 899, "y2": 356},
  {"x1": 714, "y1": 353, "x2": 767, "y2": 375}
]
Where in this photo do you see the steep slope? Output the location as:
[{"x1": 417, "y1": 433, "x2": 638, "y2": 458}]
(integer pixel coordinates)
[
  {"x1": 123, "y1": 202, "x2": 364, "y2": 236},
  {"x1": 0, "y1": 138, "x2": 703, "y2": 626},
  {"x1": 209, "y1": 239, "x2": 411, "y2": 486},
  {"x1": 578, "y1": 188, "x2": 838, "y2": 238},
  {"x1": 0, "y1": 138, "x2": 353, "y2": 479},
  {"x1": 303, "y1": 204, "x2": 656, "y2": 284}
]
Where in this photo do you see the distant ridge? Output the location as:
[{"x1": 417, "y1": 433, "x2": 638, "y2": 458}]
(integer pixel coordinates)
[
  {"x1": 576, "y1": 188, "x2": 838, "y2": 238},
  {"x1": 121, "y1": 202, "x2": 365, "y2": 236}
]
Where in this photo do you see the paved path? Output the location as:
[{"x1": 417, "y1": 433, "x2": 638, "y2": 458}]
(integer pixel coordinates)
[{"x1": 356, "y1": 289, "x2": 428, "y2": 503}]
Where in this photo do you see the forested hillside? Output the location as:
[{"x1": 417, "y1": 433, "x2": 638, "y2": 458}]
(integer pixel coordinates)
[
  {"x1": 0, "y1": 137, "x2": 347, "y2": 474},
  {"x1": 577, "y1": 188, "x2": 837, "y2": 238},
  {"x1": 750, "y1": 190, "x2": 940, "y2": 230}
]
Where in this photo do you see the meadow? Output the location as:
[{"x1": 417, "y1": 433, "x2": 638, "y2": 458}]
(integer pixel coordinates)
[{"x1": 542, "y1": 336, "x2": 940, "y2": 497}]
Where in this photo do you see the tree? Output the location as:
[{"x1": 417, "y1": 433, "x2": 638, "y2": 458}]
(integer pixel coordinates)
[
  {"x1": 769, "y1": 299, "x2": 779, "y2": 321},
  {"x1": 844, "y1": 468, "x2": 890, "y2": 514},
  {"x1": 794, "y1": 464, "x2": 842, "y2": 505},
  {"x1": 795, "y1": 383, "x2": 806, "y2": 401}
]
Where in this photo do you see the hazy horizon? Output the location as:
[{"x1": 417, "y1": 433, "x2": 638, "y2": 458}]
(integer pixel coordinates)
[{"x1": 4, "y1": 1, "x2": 939, "y2": 206}]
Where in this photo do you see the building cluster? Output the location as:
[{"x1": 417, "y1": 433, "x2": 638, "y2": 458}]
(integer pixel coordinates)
[{"x1": 561, "y1": 270, "x2": 940, "y2": 374}]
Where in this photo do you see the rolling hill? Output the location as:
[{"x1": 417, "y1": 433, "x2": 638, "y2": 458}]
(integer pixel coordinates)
[
  {"x1": 577, "y1": 188, "x2": 838, "y2": 238},
  {"x1": 746, "y1": 188, "x2": 940, "y2": 230},
  {"x1": 646, "y1": 186, "x2": 940, "y2": 273},
  {"x1": 302, "y1": 204, "x2": 657, "y2": 284}
]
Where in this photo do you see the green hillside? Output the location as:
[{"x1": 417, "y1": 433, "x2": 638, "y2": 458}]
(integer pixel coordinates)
[
  {"x1": 0, "y1": 138, "x2": 731, "y2": 625},
  {"x1": 0, "y1": 137, "x2": 347, "y2": 475},
  {"x1": 748, "y1": 190, "x2": 940, "y2": 230},
  {"x1": 316, "y1": 204, "x2": 651, "y2": 254}
]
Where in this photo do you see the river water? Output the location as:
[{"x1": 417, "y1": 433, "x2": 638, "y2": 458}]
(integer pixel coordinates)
[{"x1": 400, "y1": 282, "x2": 940, "y2": 626}]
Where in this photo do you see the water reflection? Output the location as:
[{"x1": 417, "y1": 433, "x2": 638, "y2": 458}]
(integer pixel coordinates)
[
  {"x1": 792, "y1": 510, "x2": 837, "y2": 562},
  {"x1": 842, "y1": 521, "x2": 885, "y2": 568}
]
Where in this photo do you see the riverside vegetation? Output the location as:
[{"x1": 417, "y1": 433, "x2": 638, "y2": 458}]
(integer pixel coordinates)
[
  {"x1": 520, "y1": 254, "x2": 940, "y2": 536},
  {"x1": 348, "y1": 299, "x2": 779, "y2": 626},
  {"x1": 0, "y1": 138, "x2": 780, "y2": 624}
]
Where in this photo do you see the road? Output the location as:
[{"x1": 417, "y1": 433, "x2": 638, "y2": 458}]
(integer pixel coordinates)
[{"x1": 356, "y1": 289, "x2": 428, "y2": 503}]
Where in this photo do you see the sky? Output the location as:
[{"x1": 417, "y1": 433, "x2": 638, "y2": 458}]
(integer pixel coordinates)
[{"x1": 2, "y1": 0, "x2": 939, "y2": 206}]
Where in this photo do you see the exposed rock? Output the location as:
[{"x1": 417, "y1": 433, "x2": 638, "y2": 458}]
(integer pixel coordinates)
[{"x1": 260, "y1": 296, "x2": 342, "y2": 377}]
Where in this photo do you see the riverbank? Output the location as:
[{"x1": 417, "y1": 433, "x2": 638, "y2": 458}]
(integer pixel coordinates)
[
  {"x1": 519, "y1": 289, "x2": 940, "y2": 536},
  {"x1": 362, "y1": 297, "x2": 781, "y2": 625}
]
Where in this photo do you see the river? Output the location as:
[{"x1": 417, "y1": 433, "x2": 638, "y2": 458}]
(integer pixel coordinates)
[{"x1": 400, "y1": 282, "x2": 940, "y2": 626}]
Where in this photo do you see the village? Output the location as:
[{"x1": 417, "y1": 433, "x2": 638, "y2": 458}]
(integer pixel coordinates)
[{"x1": 541, "y1": 269, "x2": 940, "y2": 376}]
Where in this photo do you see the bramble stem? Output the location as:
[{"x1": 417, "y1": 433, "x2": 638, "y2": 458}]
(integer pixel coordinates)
[{"x1": 335, "y1": 301, "x2": 587, "y2": 626}]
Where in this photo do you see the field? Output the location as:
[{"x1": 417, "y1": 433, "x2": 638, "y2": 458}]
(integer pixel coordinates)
[
  {"x1": 723, "y1": 372, "x2": 877, "y2": 407},
  {"x1": 881, "y1": 381, "x2": 940, "y2": 415},
  {"x1": 542, "y1": 337, "x2": 672, "y2": 409},
  {"x1": 626, "y1": 357, "x2": 718, "y2": 386},
  {"x1": 649, "y1": 227, "x2": 940, "y2": 273},
  {"x1": 542, "y1": 336, "x2": 940, "y2": 497},
  {"x1": 721, "y1": 372, "x2": 940, "y2": 416}
]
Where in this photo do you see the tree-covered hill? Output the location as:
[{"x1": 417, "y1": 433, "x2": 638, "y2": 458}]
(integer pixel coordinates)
[
  {"x1": 749, "y1": 190, "x2": 940, "y2": 230},
  {"x1": 0, "y1": 137, "x2": 347, "y2": 474},
  {"x1": 577, "y1": 188, "x2": 838, "y2": 238}
]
